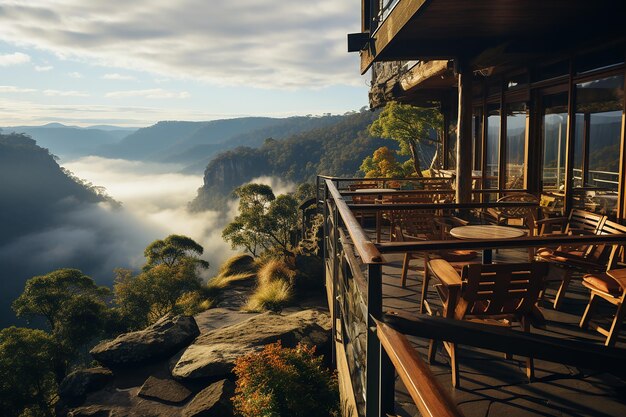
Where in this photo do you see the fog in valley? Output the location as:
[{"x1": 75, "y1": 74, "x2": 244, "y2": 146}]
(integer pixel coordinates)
[{"x1": 0, "y1": 153, "x2": 299, "y2": 326}]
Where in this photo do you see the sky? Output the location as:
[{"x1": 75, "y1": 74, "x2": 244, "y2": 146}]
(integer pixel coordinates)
[{"x1": 0, "y1": 0, "x2": 369, "y2": 127}]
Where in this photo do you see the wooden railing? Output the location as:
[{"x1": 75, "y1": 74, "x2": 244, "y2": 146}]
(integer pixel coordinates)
[{"x1": 320, "y1": 175, "x2": 626, "y2": 417}]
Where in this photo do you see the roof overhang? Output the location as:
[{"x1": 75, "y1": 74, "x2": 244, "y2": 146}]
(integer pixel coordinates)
[{"x1": 359, "y1": 0, "x2": 625, "y2": 74}]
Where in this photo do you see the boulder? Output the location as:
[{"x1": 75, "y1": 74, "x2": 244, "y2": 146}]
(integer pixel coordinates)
[
  {"x1": 182, "y1": 379, "x2": 234, "y2": 417},
  {"x1": 138, "y1": 376, "x2": 192, "y2": 404},
  {"x1": 171, "y1": 309, "x2": 330, "y2": 379},
  {"x1": 59, "y1": 367, "x2": 114, "y2": 406},
  {"x1": 67, "y1": 405, "x2": 113, "y2": 417},
  {"x1": 90, "y1": 315, "x2": 200, "y2": 368}
]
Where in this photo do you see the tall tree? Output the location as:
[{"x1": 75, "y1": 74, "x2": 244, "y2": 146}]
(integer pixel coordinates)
[
  {"x1": 143, "y1": 234, "x2": 209, "y2": 271},
  {"x1": 0, "y1": 327, "x2": 60, "y2": 417},
  {"x1": 360, "y1": 146, "x2": 407, "y2": 178},
  {"x1": 369, "y1": 101, "x2": 443, "y2": 177},
  {"x1": 12, "y1": 269, "x2": 109, "y2": 332},
  {"x1": 222, "y1": 184, "x2": 300, "y2": 257}
]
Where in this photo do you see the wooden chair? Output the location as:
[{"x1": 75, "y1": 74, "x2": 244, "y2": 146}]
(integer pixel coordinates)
[
  {"x1": 536, "y1": 210, "x2": 608, "y2": 310},
  {"x1": 427, "y1": 260, "x2": 548, "y2": 387},
  {"x1": 485, "y1": 193, "x2": 540, "y2": 261},
  {"x1": 534, "y1": 208, "x2": 604, "y2": 237},
  {"x1": 579, "y1": 225, "x2": 626, "y2": 346}
]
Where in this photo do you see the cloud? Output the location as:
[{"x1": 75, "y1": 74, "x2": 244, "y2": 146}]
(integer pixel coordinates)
[
  {"x1": 0, "y1": 1, "x2": 360, "y2": 88},
  {"x1": 103, "y1": 73, "x2": 136, "y2": 81},
  {"x1": 105, "y1": 88, "x2": 190, "y2": 99},
  {"x1": 68, "y1": 71, "x2": 83, "y2": 78},
  {"x1": 34, "y1": 65, "x2": 53, "y2": 71},
  {"x1": 0, "y1": 85, "x2": 37, "y2": 93},
  {"x1": 0, "y1": 52, "x2": 30, "y2": 66},
  {"x1": 43, "y1": 89, "x2": 90, "y2": 97}
]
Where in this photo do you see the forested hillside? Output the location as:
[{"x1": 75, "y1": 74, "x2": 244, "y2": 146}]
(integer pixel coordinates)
[
  {"x1": 0, "y1": 133, "x2": 112, "y2": 326},
  {"x1": 190, "y1": 110, "x2": 389, "y2": 210}
]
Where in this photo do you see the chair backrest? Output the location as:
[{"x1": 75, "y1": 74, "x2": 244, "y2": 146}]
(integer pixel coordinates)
[
  {"x1": 566, "y1": 209, "x2": 605, "y2": 234},
  {"x1": 387, "y1": 194, "x2": 438, "y2": 237},
  {"x1": 588, "y1": 219, "x2": 626, "y2": 268},
  {"x1": 455, "y1": 262, "x2": 548, "y2": 319}
]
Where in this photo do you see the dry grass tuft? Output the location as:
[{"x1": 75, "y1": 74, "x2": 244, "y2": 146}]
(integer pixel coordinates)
[
  {"x1": 257, "y1": 259, "x2": 296, "y2": 287},
  {"x1": 245, "y1": 280, "x2": 293, "y2": 312}
]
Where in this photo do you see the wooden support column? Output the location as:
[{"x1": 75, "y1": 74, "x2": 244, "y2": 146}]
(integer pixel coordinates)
[
  {"x1": 456, "y1": 59, "x2": 474, "y2": 203},
  {"x1": 564, "y1": 61, "x2": 577, "y2": 215}
]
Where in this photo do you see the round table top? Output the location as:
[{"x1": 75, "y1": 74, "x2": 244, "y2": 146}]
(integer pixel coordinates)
[
  {"x1": 450, "y1": 225, "x2": 526, "y2": 240},
  {"x1": 353, "y1": 188, "x2": 397, "y2": 193}
]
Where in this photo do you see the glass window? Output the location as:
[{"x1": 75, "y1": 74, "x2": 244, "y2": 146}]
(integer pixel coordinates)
[
  {"x1": 446, "y1": 116, "x2": 457, "y2": 169},
  {"x1": 486, "y1": 104, "x2": 500, "y2": 189},
  {"x1": 541, "y1": 93, "x2": 568, "y2": 193},
  {"x1": 504, "y1": 102, "x2": 528, "y2": 189},
  {"x1": 573, "y1": 75, "x2": 624, "y2": 217},
  {"x1": 472, "y1": 108, "x2": 483, "y2": 172}
]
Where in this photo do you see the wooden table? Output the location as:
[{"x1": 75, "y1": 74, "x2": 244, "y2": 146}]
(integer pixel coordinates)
[{"x1": 450, "y1": 225, "x2": 526, "y2": 263}]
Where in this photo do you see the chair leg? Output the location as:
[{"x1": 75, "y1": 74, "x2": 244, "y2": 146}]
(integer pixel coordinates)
[
  {"x1": 428, "y1": 339, "x2": 438, "y2": 364},
  {"x1": 553, "y1": 270, "x2": 573, "y2": 310},
  {"x1": 522, "y1": 317, "x2": 534, "y2": 381},
  {"x1": 605, "y1": 302, "x2": 626, "y2": 347},
  {"x1": 420, "y1": 260, "x2": 430, "y2": 314},
  {"x1": 450, "y1": 342, "x2": 460, "y2": 388},
  {"x1": 579, "y1": 292, "x2": 598, "y2": 329},
  {"x1": 401, "y1": 253, "x2": 410, "y2": 288}
]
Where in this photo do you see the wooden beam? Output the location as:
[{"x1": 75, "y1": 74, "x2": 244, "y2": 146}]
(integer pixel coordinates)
[
  {"x1": 456, "y1": 59, "x2": 473, "y2": 203},
  {"x1": 382, "y1": 310, "x2": 626, "y2": 377},
  {"x1": 375, "y1": 319, "x2": 464, "y2": 417},
  {"x1": 360, "y1": 0, "x2": 428, "y2": 74},
  {"x1": 399, "y1": 60, "x2": 450, "y2": 92}
]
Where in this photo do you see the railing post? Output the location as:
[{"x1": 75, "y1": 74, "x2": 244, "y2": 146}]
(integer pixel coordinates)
[{"x1": 366, "y1": 263, "x2": 392, "y2": 417}]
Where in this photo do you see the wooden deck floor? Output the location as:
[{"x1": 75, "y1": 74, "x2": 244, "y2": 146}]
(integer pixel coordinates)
[{"x1": 379, "y1": 250, "x2": 626, "y2": 417}]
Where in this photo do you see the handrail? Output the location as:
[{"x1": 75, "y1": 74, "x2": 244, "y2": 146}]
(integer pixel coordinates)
[
  {"x1": 325, "y1": 179, "x2": 384, "y2": 264},
  {"x1": 374, "y1": 318, "x2": 464, "y2": 417},
  {"x1": 347, "y1": 201, "x2": 537, "y2": 211},
  {"x1": 383, "y1": 311, "x2": 626, "y2": 377},
  {"x1": 377, "y1": 233, "x2": 626, "y2": 253}
]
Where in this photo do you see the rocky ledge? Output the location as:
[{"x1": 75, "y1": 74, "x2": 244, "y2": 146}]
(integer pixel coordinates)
[{"x1": 61, "y1": 308, "x2": 330, "y2": 417}]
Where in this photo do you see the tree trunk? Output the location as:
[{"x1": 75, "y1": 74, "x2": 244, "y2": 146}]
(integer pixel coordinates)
[{"x1": 409, "y1": 141, "x2": 423, "y2": 177}]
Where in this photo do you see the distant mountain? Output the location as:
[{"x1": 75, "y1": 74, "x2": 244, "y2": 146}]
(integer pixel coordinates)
[
  {"x1": 98, "y1": 116, "x2": 346, "y2": 170},
  {"x1": 1, "y1": 123, "x2": 131, "y2": 159},
  {"x1": 190, "y1": 110, "x2": 391, "y2": 210},
  {"x1": 0, "y1": 132, "x2": 111, "y2": 326}
]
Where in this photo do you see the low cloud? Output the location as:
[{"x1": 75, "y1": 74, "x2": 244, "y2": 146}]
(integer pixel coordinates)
[
  {"x1": 34, "y1": 65, "x2": 53, "y2": 71},
  {"x1": 247, "y1": 176, "x2": 296, "y2": 197},
  {"x1": 105, "y1": 88, "x2": 190, "y2": 99},
  {"x1": 0, "y1": 85, "x2": 37, "y2": 93},
  {"x1": 68, "y1": 71, "x2": 83, "y2": 78},
  {"x1": 0, "y1": 52, "x2": 30, "y2": 66},
  {"x1": 103, "y1": 73, "x2": 136, "y2": 81},
  {"x1": 43, "y1": 89, "x2": 90, "y2": 97}
]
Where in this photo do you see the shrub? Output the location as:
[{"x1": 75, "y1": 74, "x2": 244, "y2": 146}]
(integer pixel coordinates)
[
  {"x1": 233, "y1": 341, "x2": 339, "y2": 417},
  {"x1": 257, "y1": 259, "x2": 296, "y2": 287},
  {"x1": 218, "y1": 254, "x2": 257, "y2": 276},
  {"x1": 174, "y1": 291, "x2": 213, "y2": 316},
  {"x1": 245, "y1": 280, "x2": 292, "y2": 312}
]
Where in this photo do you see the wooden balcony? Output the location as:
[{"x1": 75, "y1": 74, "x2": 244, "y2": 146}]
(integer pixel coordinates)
[{"x1": 319, "y1": 175, "x2": 626, "y2": 417}]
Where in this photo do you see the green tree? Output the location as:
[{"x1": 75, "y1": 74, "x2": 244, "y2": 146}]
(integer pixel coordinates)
[
  {"x1": 222, "y1": 184, "x2": 300, "y2": 257},
  {"x1": 143, "y1": 234, "x2": 209, "y2": 271},
  {"x1": 360, "y1": 146, "x2": 407, "y2": 178},
  {"x1": 369, "y1": 101, "x2": 443, "y2": 177},
  {"x1": 222, "y1": 184, "x2": 276, "y2": 256},
  {"x1": 0, "y1": 327, "x2": 60, "y2": 417},
  {"x1": 115, "y1": 261, "x2": 203, "y2": 327},
  {"x1": 13, "y1": 268, "x2": 110, "y2": 332}
]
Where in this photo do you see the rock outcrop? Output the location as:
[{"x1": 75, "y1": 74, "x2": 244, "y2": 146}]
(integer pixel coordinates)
[
  {"x1": 90, "y1": 315, "x2": 200, "y2": 368},
  {"x1": 59, "y1": 367, "x2": 113, "y2": 406},
  {"x1": 138, "y1": 376, "x2": 193, "y2": 404},
  {"x1": 171, "y1": 309, "x2": 331, "y2": 379},
  {"x1": 182, "y1": 379, "x2": 235, "y2": 417}
]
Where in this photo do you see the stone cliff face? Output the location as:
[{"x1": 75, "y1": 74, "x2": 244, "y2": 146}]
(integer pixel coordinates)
[{"x1": 189, "y1": 147, "x2": 269, "y2": 211}]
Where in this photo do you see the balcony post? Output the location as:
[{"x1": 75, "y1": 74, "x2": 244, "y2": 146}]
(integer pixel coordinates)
[
  {"x1": 456, "y1": 58, "x2": 473, "y2": 204},
  {"x1": 366, "y1": 263, "x2": 384, "y2": 417}
]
